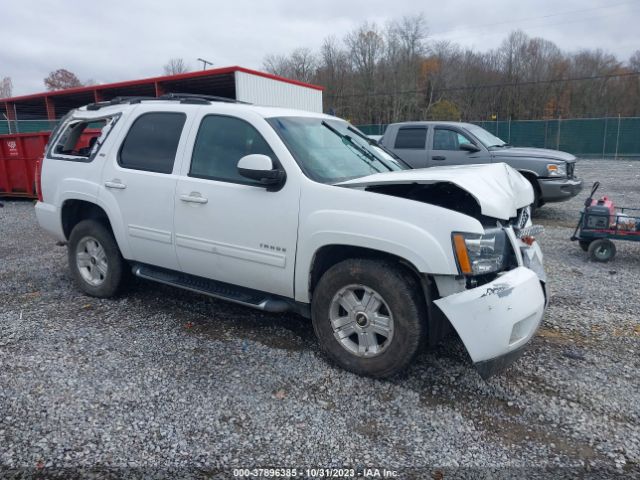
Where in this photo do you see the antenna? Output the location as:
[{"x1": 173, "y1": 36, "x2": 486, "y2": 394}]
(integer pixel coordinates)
[{"x1": 197, "y1": 58, "x2": 214, "y2": 70}]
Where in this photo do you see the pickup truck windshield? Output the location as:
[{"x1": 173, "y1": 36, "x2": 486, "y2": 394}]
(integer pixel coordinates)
[
  {"x1": 465, "y1": 125, "x2": 507, "y2": 148},
  {"x1": 267, "y1": 116, "x2": 408, "y2": 183}
]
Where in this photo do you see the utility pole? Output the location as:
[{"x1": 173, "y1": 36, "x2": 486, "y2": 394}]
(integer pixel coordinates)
[{"x1": 197, "y1": 58, "x2": 213, "y2": 70}]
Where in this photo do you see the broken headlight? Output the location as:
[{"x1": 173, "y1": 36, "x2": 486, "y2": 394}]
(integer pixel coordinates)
[{"x1": 452, "y1": 228, "x2": 509, "y2": 276}]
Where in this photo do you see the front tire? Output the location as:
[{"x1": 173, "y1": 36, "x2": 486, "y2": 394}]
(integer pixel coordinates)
[
  {"x1": 68, "y1": 219, "x2": 128, "y2": 298},
  {"x1": 526, "y1": 177, "x2": 543, "y2": 210},
  {"x1": 311, "y1": 258, "x2": 426, "y2": 378}
]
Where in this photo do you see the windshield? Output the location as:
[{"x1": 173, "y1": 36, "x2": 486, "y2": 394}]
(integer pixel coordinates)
[
  {"x1": 267, "y1": 116, "x2": 408, "y2": 183},
  {"x1": 466, "y1": 124, "x2": 507, "y2": 148}
]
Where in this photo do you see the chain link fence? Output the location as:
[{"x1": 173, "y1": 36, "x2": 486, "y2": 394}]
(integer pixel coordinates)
[
  {"x1": 0, "y1": 120, "x2": 59, "y2": 135},
  {"x1": 0, "y1": 120, "x2": 58, "y2": 135},
  {"x1": 357, "y1": 117, "x2": 640, "y2": 159},
  {"x1": 2, "y1": 117, "x2": 639, "y2": 159}
]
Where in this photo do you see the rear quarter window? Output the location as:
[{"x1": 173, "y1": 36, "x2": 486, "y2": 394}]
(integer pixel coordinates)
[
  {"x1": 49, "y1": 115, "x2": 119, "y2": 162},
  {"x1": 394, "y1": 127, "x2": 427, "y2": 149}
]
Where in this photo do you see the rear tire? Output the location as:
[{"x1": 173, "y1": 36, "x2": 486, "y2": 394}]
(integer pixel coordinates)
[
  {"x1": 588, "y1": 239, "x2": 616, "y2": 262},
  {"x1": 68, "y1": 219, "x2": 128, "y2": 298},
  {"x1": 311, "y1": 258, "x2": 426, "y2": 378}
]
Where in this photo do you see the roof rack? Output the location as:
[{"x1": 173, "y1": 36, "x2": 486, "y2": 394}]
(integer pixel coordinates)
[
  {"x1": 86, "y1": 96, "x2": 153, "y2": 110},
  {"x1": 85, "y1": 93, "x2": 250, "y2": 110},
  {"x1": 159, "y1": 92, "x2": 251, "y2": 104}
]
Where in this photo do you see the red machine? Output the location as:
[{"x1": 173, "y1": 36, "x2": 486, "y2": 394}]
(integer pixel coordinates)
[
  {"x1": 584, "y1": 193, "x2": 616, "y2": 229},
  {"x1": 571, "y1": 182, "x2": 640, "y2": 261}
]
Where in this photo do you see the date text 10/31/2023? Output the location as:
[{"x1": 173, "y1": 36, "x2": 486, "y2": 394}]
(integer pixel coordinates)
[{"x1": 232, "y1": 467, "x2": 399, "y2": 478}]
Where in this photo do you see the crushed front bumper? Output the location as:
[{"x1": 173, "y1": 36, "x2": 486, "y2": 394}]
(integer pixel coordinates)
[
  {"x1": 538, "y1": 177, "x2": 583, "y2": 203},
  {"x1": 434, "y1": 266, "x2": 546, "y2": 378},
  {"x1": 474, "y1": 344, "x2": 530, "y2": 379}
]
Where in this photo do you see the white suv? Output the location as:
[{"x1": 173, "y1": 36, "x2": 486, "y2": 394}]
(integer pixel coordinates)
[{"x1": 36, "y1": 94, "x2": 547, "y2": 378}]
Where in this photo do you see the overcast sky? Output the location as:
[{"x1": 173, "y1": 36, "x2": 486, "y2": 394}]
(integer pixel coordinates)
[{"x1": 2, "y1": 0, "x2": 639, "y2": 96}]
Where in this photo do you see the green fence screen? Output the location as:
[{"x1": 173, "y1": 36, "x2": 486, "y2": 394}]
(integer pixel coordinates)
[
  {"x1": 357, "y1": 117, "x2": 640, "y2": 158},
  {"x1": 2, "y1": 117, "x2": 639, "y2": 158}
]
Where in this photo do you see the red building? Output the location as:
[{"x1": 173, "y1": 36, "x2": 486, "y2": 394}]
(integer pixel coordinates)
[
  {"x1": 1, "y1": 66, "x2": 323, "y2": 125},
  {"x1": 0, "y1": 66, "x2": 323, "y2": 197}
]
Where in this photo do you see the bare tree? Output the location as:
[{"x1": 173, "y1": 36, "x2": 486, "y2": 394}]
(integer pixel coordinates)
[
  {"x1": 263, "y1": 48, "x2": 317, "y2": 83},
  {"x1": 345, "y1": 22, "x2": 385, "y2": 123},
  {"x1": 630, "y1": 50, "x2": 640, "y2": 71},
  {"x1": 288, "y1": 48, "x2": 318, "y2": 83},
  {"x1": 44, "y1": 69, "x2": 83, "y2": 91},
  {"x1": 318, "y1": 37, "x2": 350, "y2": 115},
  {"x1": 163, "y1": 58, "x2": 189, "y2": 76},
  {"x1": 0, "y1": 77, "x2": 12, "y2": 98},
  {"x1": 346, "y1": 22, "x2": 384, "y2": 84},
  {"x1": 263, "y1": 54, "x2": 290, "y2": 77},
  {"x1": 383, "y1": 14, "x2": 429, "y2": 121},
  {"x1": 260, "y1": 17, "x2": 640, "y2": 124}
]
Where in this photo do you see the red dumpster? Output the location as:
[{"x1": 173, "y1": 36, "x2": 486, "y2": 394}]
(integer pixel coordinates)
[
  {"x1": 0, "y1": 132, "x2": 51, "y2": 198},
  {"x1": 1, "y1": 129, "x2": 101, "y2": 199}
]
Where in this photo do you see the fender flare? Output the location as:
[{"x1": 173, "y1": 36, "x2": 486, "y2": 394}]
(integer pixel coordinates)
[
  {"x1": 294, "y1": 229, "x2": 454, "y2": 303},
  {"x1": 59, "y1": 191, "x2": 132, "y2": 259}
]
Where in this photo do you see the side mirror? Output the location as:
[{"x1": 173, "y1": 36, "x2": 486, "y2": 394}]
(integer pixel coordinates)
[
  {"x1": 460, "y1": 143, "x2": 481, "y2": 153},
  {"x1": 237, "y1": 154, "x2": 285, "y2": 186}
]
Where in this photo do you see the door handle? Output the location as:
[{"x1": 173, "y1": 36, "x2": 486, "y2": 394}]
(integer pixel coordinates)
[
  {"x1": 432, "y1": 156, "x2": 446, "y2": 161},
  {"x1": 104, "y1": 180, "x2": 126, "y2": 189},
  {"x1": 180, "y1": 193, "x2": 208, "y2": 204}
]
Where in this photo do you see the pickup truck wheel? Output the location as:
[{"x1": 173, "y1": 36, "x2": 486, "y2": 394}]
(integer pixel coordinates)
[
  {"x1": 311, "y1": 259, "x2": 425, "y2": 378},
  {"x1": 527, "y1": 177, "x2": 543, "y2": 210},
  {"x1": 68, "y1": 219, "x2": 127, "y2": 298}
]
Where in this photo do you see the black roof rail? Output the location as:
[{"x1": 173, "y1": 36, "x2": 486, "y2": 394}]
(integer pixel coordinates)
[
  {"x1": 86, "y1": 96, "x2": 156, "y2": 110},
  {"x1": 159, "y1": 92, "x2": 251, "y2": 104},
  {"x1": 85, "y1": 93, "x2": 251, "y2": 110}
]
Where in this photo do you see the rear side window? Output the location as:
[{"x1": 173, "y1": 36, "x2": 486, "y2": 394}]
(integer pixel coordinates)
[
  {"x1": 50, "y1": 116, "x2": 118, "y2": 161},
  {"x1": 394, "y1": 127, "x2": 427, "y2": 149},
  {"x1": 189, "y1": 115, "x2": 276, "y2": 185},
  {"x1": 119, "y1": 112, "x2": 186, "y2": 173}
]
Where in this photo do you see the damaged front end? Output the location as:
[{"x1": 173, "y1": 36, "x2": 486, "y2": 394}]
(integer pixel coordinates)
[
  {"x1": 339, "y1": 164, "x2": 547, "y2": 378},
  {"x1": 434, "y1": 264, "x2": 546, "y2": 379},
  {"x1": 434, "y1": 210, "x2": 547, "y2": 379}
]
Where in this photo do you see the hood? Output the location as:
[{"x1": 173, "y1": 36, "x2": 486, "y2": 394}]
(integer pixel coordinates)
[
  {"x1": 337, "y1": 163, "x2": 533, "y2": 220},
  {"x1": 492, "y1": 146, "x2": 576, "y2": 162}
]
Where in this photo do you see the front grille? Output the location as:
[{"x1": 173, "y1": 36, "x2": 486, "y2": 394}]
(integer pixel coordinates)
[
  {"x1": 511, "y1": 206, "x2": 530, "y2": 229},
  {"x1": 567, "y1": 162, "x2": 575, "y2": 178}
]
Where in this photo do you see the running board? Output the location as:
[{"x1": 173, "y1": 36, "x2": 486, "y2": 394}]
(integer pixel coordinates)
[{"x1": 132, "y1": 264, "x2": 292, "y2": 313}]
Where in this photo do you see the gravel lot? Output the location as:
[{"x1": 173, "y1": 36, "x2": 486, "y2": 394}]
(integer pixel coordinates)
[{"x1": 1, "y1": 159, "x2": 639, "y2": 478}]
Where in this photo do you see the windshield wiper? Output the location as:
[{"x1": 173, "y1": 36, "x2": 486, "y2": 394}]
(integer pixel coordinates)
[
  {"x1": 345, "y1": 126, "x2": 409, "y2": 168},
  {"x1": 345, "y1": 125, "x2": 379, "y2": 146},
  {"x1": 321, "y1": 121, "x2": 389, "y2": 172}
]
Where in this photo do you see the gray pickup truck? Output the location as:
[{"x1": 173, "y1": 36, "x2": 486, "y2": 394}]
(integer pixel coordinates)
[{"x1": 380, "y1": 121, "x2": 583, "y2": 207}]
